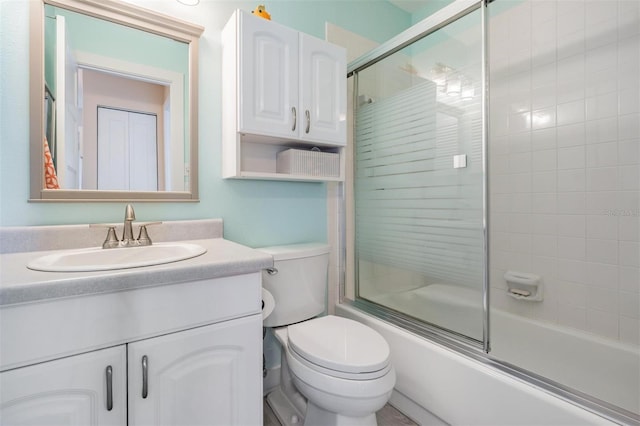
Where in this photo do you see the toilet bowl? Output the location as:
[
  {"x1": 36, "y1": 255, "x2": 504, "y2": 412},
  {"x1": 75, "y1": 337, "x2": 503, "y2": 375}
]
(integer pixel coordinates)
[
  {"x1": 281, "y1": 316, "x2": 395, "y2": 425},
  {"x1": 258, "y1": 244, "x2": 396, "y2": 426}
]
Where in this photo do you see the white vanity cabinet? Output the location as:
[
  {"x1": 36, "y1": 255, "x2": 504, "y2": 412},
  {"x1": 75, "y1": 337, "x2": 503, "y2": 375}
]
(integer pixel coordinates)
[
  {"x1": 0, "y1": 272, "x2": 265, "y2": 426},
  {"x1": 222, "y1": 9, "x2": 346, "y2": 181},
  {"x1": 0, "y1": 316, "x2": 261, "y2": 426},
  {"x1": 0, "y1": 346, "x2": 128, "y2": 425}
]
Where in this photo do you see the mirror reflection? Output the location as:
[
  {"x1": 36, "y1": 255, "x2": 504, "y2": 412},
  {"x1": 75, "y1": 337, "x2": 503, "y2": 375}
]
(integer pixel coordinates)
[
  {"x1": 31, "y1": 0, "x2": 203, "y2": 201},
  {"x1": 43, "y1": 4, "x2": 189, "y2": 192}
]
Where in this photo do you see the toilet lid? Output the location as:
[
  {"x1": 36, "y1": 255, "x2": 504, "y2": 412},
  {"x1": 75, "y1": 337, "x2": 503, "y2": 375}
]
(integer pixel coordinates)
[{"x1": 287, "y1": 316, "x2": 390, "y2": 374}]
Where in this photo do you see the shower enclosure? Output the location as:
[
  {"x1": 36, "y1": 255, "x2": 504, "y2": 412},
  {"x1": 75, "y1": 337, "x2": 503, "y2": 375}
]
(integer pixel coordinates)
[
  {"x1": 352, "y1": 2, "x2": 486, "y2": 344},
  {"x1": 345, "y1": 0, "x2": 639, "y2": 423}
]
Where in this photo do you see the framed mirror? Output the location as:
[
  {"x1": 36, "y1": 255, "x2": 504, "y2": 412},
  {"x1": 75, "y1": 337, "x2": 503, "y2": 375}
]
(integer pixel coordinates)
[{"x1": 30, "y1": 0, "x2": 203, "y2": 201}]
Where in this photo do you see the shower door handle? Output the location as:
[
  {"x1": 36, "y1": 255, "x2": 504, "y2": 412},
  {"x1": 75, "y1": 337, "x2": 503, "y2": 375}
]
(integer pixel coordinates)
[
  {"x1": 291, "y1": 107, "x2": 297, "y2": 131},
  {"x1": 305, "y1": 109, "x2": 310, "y2": 134}
]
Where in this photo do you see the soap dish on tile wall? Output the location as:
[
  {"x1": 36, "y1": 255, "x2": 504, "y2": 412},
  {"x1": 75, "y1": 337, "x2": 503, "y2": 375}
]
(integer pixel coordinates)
[{"x1": 504, "y1": 271, "x2": 543, "y2": 301}]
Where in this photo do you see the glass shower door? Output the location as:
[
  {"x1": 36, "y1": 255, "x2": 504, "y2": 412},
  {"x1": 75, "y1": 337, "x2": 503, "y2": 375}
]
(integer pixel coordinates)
[{"x1": 352, "y1": 6, "x2": 486, "y2": 342}]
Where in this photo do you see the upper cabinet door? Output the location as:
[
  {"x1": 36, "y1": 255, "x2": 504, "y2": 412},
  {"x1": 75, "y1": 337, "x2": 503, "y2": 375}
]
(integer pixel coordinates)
[
  {"x1": 127, "y1": 315, "x2": 262, "y2": 426},
  {"x1": 0, "y1": 346, "x2": 127, "y2": 426},
  {"x1": 239, "y1": 13, "x2": 299, "y2": 138},
  {"x1": 222, "y1": 9, "x2": 346, "y2": 180},
  {"x1": 299, "y1": 34, "x2": 347, "y2": 146}
]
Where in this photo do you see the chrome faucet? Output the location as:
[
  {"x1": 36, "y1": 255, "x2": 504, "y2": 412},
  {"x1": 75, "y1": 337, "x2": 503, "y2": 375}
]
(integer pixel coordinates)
[
  {"x1": 94, "y1": 204, "x2": 161, "y2": 249},
  {"x1": 121, "y1": 204, "x2": 137, "y2": 247}
]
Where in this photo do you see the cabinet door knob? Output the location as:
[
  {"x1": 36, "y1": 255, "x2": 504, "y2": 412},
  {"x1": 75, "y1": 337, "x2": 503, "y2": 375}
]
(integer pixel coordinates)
[
  {"x1": 291, "y1": 107, "x2": 297, "y2": 131},
  {"x1": 305, "y1": 110, "x2": 310, "y2": 134},
  {"x1": 141, "y1": 355, "x2": 149, "y2": 399},
  {"x1": 105, "y1": 365, "x2": 113, "y2": 411}
]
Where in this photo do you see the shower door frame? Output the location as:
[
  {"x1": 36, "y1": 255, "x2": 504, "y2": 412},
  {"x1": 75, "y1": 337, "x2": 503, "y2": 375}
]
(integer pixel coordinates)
[{"x1": 344, "y1": 0, "x2": 491, "y2": 353}]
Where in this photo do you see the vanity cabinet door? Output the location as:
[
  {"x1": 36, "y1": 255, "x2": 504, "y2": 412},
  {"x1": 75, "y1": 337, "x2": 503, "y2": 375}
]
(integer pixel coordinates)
[
  {"x1": 238, "y1": 11, "x2": 299, "y2": 139},
  {"x1": 299, "y1": 33, "x2": 346, "y2": 146},
  {"x1": 0, "y1": 346, "x2": 127, "y2": 426},
  {"x1": 127, "y1": 314, "x2": 263, "y2": 426}
]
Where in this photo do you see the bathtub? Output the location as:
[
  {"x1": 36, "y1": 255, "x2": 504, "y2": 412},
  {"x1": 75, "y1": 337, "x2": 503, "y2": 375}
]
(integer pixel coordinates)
[{"x1": 337, "y1": 284, "x2": 639, "y2": 425}]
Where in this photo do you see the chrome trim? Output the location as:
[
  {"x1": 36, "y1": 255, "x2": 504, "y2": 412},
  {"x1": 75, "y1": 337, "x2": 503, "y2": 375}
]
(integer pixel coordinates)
[
  {"x1": 347, "y1": 0, "x2": 480, "y2": 77},
  {"x1": 338, "y1": 180, "x2": 346, "y2": 305},
  {"x1": 481, "y1": 0, "x2": 490, "y2": 354},
  {"x1": 352, "y1": 71, "x2": 360, "y2": 302}
]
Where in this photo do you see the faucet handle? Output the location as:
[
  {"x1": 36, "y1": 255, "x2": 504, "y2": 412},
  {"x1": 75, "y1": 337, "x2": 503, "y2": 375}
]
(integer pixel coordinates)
[
  {"x1": 137, "y1": 226, "x2": 152, "y2": 246},
  {"x1": 90, "y1": 223, "x2": 121, "y2": 249},
  {"x1": 102, "y1": 226, "x2": 120, "y2": 249},
  {"x1": 136, "y1": 221, "x2": 162, "y2": 246}
]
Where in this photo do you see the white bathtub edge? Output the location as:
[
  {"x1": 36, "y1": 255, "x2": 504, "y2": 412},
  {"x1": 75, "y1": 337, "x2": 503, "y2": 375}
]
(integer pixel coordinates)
[{"x1": 336, "y1": 304, "x2": 617, "y2": 426}]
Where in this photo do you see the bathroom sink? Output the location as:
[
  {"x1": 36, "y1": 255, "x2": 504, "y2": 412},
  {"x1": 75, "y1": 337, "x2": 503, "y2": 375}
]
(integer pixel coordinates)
[{"x1": 27, "y1": 242, "x2": 207, "y2": 272}]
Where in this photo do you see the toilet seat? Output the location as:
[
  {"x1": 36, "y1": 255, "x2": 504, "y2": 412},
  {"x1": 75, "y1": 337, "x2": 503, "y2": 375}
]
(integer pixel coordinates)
[{"x1": 287, "y1": 316, "x2": 391, "y2": 380}]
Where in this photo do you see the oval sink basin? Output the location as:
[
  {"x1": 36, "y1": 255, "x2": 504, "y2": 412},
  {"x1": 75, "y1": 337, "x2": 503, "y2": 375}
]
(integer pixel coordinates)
[{"x1": 27, "y1": 243, "x2": 207, "y2": 272}]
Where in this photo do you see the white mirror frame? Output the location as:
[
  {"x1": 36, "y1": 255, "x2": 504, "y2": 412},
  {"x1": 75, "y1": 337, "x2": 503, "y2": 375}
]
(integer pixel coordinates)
[{"x1": 30, "y1": 0, "x2": 204, "y2": 202}]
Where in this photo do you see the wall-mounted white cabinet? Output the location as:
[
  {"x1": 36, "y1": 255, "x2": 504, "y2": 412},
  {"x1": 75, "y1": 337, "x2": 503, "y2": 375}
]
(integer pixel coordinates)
[{"x1": 222, "y1": 10, "x2": 346, "y2": 181}]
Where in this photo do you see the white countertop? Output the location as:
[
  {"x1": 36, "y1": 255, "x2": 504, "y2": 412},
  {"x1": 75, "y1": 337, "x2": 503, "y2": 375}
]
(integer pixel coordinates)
[{"x1": 0, "y1": 238, "x2": 273, "y2": 306}]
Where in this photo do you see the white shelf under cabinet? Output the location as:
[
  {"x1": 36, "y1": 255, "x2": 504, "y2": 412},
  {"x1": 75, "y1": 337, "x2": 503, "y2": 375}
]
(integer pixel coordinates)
[
  {"x1": 229, "y1": 139, "x2": 344, "y2": 182},
  {"x1": 236, "y1": 171, "x2": 344, "y2": 182},
  {"x1": 222, "y1": 10, "x2": 346, "y2": 182}
]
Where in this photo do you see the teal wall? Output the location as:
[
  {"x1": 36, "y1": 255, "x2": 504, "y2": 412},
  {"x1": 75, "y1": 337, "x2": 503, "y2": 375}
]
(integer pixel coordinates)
[
  {"x1": 411, "y1": 0, "x2": 454, "y2": 24},
  {"x1": 44, "y1": 13, "x2": 56, "y2": 95},
  {"x1": 45, "y1": 5, "x2": 188, "y2": 74},
  {"x1": 0, "y1": 0, "x2": 409, "y2": 248},
  {"x1": 43, "y1": 4, "x2": 189, "y2": 97}
]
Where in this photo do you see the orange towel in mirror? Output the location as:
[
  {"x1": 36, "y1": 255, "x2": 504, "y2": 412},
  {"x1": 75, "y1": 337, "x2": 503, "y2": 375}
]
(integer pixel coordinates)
[{"x1": 44, "y1": 138, "x2": 60, "y2": 189}]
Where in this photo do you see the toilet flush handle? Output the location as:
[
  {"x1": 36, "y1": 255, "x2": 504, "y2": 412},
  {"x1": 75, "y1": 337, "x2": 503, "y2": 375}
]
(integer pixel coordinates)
[{"x1": 265, "y1": 267, "x2": 278, "y2": 275}]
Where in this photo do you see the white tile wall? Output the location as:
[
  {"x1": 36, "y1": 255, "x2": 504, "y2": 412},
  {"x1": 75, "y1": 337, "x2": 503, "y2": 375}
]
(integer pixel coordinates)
[{"x1": 489, "y1": 0, "x2": 640, "y2": 345}]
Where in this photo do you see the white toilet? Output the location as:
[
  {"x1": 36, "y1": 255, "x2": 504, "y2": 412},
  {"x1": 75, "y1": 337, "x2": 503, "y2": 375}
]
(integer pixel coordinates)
[{"x1": 259, "y1": 243, "x2": 396, "y2": 426}]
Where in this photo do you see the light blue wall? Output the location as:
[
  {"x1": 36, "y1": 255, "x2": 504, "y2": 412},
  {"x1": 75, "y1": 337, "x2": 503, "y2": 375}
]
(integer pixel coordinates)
[
  {"x1": 0, "y1": 0, "x2": 409, "y2": 248},
  {"x1": 410, "y1": 0, "x2": 454, "y2": 25},
  {"x1": 44, "y1": 4, "x2": 189, "y2": 96},
  {"x1": 44, "y1": 13, "x2": 56, "y2": 94}
]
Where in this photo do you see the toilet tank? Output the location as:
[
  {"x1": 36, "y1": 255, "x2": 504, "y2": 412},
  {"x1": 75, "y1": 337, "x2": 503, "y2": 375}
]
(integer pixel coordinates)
[{"x1": 258, "y1": 243, "x2": 330, "y2": 327}]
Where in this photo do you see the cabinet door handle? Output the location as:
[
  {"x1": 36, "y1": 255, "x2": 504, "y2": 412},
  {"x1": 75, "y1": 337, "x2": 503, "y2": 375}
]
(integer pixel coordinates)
[
  {"x1": 105, "y1": 365, "x2": 113, "y2": 411},
  {"x1": 305, "y1": 109, "x2": 310, "y2": 134},
  {"x1": 291, "y1": 107, "x2": 297, "y2": 131},
  {"x1": 141, "y1": 355, "x2": 148, "y2": 399}
]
